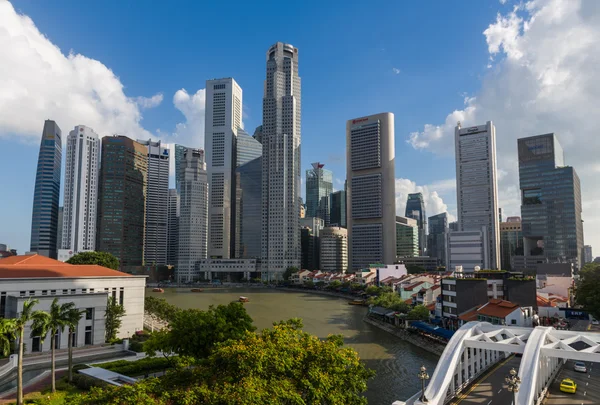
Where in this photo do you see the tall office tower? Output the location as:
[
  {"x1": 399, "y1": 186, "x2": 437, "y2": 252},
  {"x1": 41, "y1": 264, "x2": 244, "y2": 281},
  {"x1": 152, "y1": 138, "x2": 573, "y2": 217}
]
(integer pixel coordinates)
[
  {"x1": 57, "y1": 207, "x2": 63, "y2": 250},
  {"x1": 449, "y1": 221, "x2": 459, "y2": 232},
  {"x1": 500, "y1": 217, "x2": 523, "y2": 270},
  {"x1": 174, "y1": 144, "x2": 188, "y2": 194},
  {"x1": 177, "y1": 149, "x2": 208, "y2": 282},
  {"x1": 396, "y1": 216, "x2": 419, "y2": 258},
  {"x1": 454, "y1": 121, "x2": 500, "y2": 270},
  {"x1": 300, "y1": 217, "x2": 324, "y2": 271},
  {"x1": 30, "y1": 120, "x2": 62, "y2": 259},
  {"x1": 97, "y1": 136, "x2": 148, "y2": 268},
  {"x1": 405, "y1": 193, "x2": 427, "y2": 255},
  {"x1": 167, "y1": 189, "x2": 180, "y2": 266},
  {"x1": 584, "y1": 246, "x2": 593, "y2": 264},
  {"x1": 62, "y1": 125, "x2": 101, "y2": 253},
  {"x1": 330, "y1": 190, "x2": 347, "y2": 228},
  {"x1": 253, "y1": 125, "x2": 263, "y2": 144},
  {"x1": 306, "y1": 162, "x2": 333, "y2": 223},
  {"x1": 518, "y1": 133, "x2": 583, "y2": 269},
  {"x1": 137, "y1": 140, "x2": 169, "y2": 265},
  {"x1": 205, "y1": 78, "x2": 243, "y2": 259},
  {"x1": 236, "y1": 128, "x2": 262, "y2": 166},
  {"x1": 428, "y1": 212, "x2": 449, "y2": 265},
  {"x1": 346, "y1": 113, "x2": 396, "y2": 271},
  {"x1": 261, "y1": 42, "x2": 302, "y2": 278},
  {"x1": 320, "y1": 227, "x2": 348, "y2": 272}
]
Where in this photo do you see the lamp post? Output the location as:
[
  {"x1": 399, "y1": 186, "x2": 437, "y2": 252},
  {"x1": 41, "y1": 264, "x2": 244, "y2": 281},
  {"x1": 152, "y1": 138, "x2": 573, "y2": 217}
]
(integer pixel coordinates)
[
  {"x1": 505, "y1": 367, "x2": 521, "y2": 405},
  {"x1": 418, "y1": 365, "x2": 429, "y2": 403}
]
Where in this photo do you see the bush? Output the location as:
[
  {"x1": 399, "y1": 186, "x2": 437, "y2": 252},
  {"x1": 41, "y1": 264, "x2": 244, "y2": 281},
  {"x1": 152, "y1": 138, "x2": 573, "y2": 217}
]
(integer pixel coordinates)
[
  {"x1": 71, "y1": 373, "x2": 109, "y2": 390},
  {"x1": 95, "y1": 357, "x2": 174, "y2": 377},
  {"x1": 129, "y1": 341, "x2": 144, "y2": 352}
]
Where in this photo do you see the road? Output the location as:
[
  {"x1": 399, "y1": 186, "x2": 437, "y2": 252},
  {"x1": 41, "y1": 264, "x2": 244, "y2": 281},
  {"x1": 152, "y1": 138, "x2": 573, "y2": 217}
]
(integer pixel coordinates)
[
  {"x1": 545, "y1": 360, "x2": 600, "y2": 404},
  {"x1": 451, "y1": 355, "x2": 521, "y2": 405}
]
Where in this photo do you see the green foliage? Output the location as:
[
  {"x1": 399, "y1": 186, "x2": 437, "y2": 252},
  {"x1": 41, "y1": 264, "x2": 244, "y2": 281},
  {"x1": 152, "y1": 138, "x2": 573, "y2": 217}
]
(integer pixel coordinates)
[
  {"x1": 145, "y1": 302, "x2": 255, "y2": 360},
  {"x1": 316, "y1": 281, "x2": 326, "y2": 288},
  {"x1": 407, "y1": 305, "x2": 430, "y2": 320},
  {"x1": 105, "y1": 297, "x2": 126, "y2": 342},
  {"x1": 303, "y1": 280, "x2": 315, "y2": 288},
  {"x1": 350, "y1": 283, "x2": 365, "y2": 291},
  {"x1": 283, "y1": 266, "x2": 299, "y2": 281},
  {"x1": 71, "y1": 373, "x2": 109, "y2": 391},
  {"x1": 327, "y1": 280, "x2": 342, "y2": 290},
  {"x1": 368, "y1": 292, "x2": 410, "y2": 313},
  {"x1": 406, "y1": 265, "x2": 427, "y2": 274},
  {"x1": 365, "y1": 285, "x2": 381, "y2": 296},
  {"x1": 95, "y1": 357, "x2": 174, "y2": 377},
  {"x1": 66, "y1": 251, "x2": 119, "y2": 270},
  {"x1": 576, "y1": 262, "x2": 600, "y2": 320},
  {"x1": 0, "y1": 318, "x2": 16, "y2": 357},
  {"x1": 144, "y1": 296, "x2": 180, "y2": 323}
]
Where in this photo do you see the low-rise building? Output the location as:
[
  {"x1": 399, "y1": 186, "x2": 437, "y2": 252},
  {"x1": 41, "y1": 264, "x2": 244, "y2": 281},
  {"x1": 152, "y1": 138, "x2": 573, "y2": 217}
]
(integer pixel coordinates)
[
  {"x1": 195, "y1": 259, "x2": 258, "y2": 282},
  {"x1": 459, "y1": 299, "x2": 533, "y2": 327},
  {"x1": 355, "y1": 270, "x2": 377, "y2": 286},
  {"x1": 537, "y1": 274, "x2": 573, "y2": 299},
  {"x1": 415, "y1": 285, "x2": 441, "y2": 306},
  {"x1": 441, "y1": 277, "x2": 488, "y2": 330}
]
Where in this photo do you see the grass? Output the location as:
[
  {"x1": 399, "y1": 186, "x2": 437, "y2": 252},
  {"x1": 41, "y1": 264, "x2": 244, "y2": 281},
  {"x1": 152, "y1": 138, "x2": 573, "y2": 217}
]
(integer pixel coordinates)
[{"x1": 3, "y1": 380, "x2": 83, "y2": 404}]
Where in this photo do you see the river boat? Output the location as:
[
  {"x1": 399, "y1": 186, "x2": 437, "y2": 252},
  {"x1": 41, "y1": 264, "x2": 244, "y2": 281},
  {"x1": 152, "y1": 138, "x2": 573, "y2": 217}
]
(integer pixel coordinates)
[
  {"x1": 190, "y1": 288, "x2": 204, "y2": 292},
  {"x1": 239, "y1": 296, "x2": 249, "y2": 303},
  {"x1": 152, "y1": 288, "x2": 164, "y2": 293},
  {"x1": 349, "y1": 299, "x2": 367, "y2": 306}
]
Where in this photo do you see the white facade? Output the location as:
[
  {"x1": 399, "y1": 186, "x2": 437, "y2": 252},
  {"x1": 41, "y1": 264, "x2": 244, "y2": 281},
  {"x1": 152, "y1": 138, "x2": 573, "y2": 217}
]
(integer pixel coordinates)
[
  {"x1": 137, "y1": 140, "x2": 170, "y2": 266},
  {"x1": 195, "y1": 258, "x2": 257, "y2": 281},
  {"x1": 62, "y1": 125, "x2": 100, "y2": 252},
  {"x1": 536, "y1": 275, "x2": 572, "y2": 298},
  {"x1": 261, "y1": 42, "x2": 302, "y2": 278},
  {"x1": 206, "y1": 78, "x2": 243, "y2": 259},
  {"x1": 446, "y1": 230, "x2": 488, "y2": 273},
  {"x1": 320, "y1": 227, "x2": 348, "y2": 273},
  {"x1": 373, "y1": 264, "x2": 408, "y2": 284},
  {"x1": 177, "y1": 149, "x2": 208, "y2": 283},
  {"x1": 454, "y1": 122, "x2": 500, "y2": 269},
  {"x1": 347, "y1": 113, "x2": 396, "y2": 271}
]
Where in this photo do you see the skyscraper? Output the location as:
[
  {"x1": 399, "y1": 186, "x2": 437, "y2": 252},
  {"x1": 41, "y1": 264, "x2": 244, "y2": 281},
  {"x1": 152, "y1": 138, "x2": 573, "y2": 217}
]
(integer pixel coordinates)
[
  {"x1": 306, "y1": 162, "x2": 333, "y2": 224},
  {"x1": 330, "y1": 190, "x2": 347, "y2": 228},
  {"x1": 428, "y1": 212, "x2": 449, "y2": 265},
  {"x1": 584, "y1": 246, "x2": 593, "y2": 264},
  {"x1": 453, "y1": 121, "x2": 500, "y2": 270},
  {"x1": 518, "y1": 133, "x2": 583, "y2": 269},
  {"x1": 235, "y1": 151, "x2": 262, "y2": 259},
  {"x1": 206, "y1": 78, "x2": 243, "y2": 259},
  {"x1": 57, "y1": 206, "x2": 63, "y2": 250},
  {"x1": 167, "y1": 189, "x2": 179, "y2": 267},
  {"x1": 253, "y1": 125, "x2": 263, "y2": 144},
  {"x1": 62, "y1": 125, "x2": 101, "y2": 253},
  {"x1": 346, "y1": 113, "x2": 396, "y2": 271},
  {"x1": 137, "y1": 140, "x2": 169, "y2": 265},
  {"x1": 97, "y1": 136, "x2": 147, "y2": 268},
  {"x1": 320, "y1": 227, "x2": 348, "y2": 273},
  {"x1": 300, "y1": 217, "x2": 324, "y2": 271},
  {"x1": 261, "y1": 42, "x2": 302, "y2": 278},
  {"x1": 177, "y1": 148, "x2": 208, "y2": 282},
  {"x1": 174, "y1": 144, "x2": 188, "y2": 194},
  {"x1": 396, "y1": 216, "x2": 419, "y2": 258},
  {"x1": 236, "y1": 128, "x2": 262, "y2": 166},
  {"x1": 500, "y1": 217, "x2": 523, "y2": 270},
  {"x1": 405, "y1": 193, "x2": 427, "y2": 255},
  {"x1": 30, "y1": 120, "x2": 62, "y2": 259}
]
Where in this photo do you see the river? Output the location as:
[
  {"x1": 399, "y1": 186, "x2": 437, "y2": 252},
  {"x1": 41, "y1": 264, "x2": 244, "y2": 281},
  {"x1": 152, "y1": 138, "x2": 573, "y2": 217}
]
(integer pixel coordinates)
[{"x1": 148, "y1": 287, "x2": 439, "y2": 404}]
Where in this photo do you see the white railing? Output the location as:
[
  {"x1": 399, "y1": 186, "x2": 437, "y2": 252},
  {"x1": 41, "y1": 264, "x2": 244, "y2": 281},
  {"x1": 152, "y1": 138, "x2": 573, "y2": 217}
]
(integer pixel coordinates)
[{"x1": 0, "y1": 355, "x2": 18, "y2": 380}]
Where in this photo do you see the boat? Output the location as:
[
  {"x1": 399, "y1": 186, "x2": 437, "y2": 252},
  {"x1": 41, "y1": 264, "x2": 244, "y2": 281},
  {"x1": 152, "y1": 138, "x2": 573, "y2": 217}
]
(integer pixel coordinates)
[
  {"x1": 239, "y1": 296, "x2": 249, "y2": 303},
  {"x1": 349, "y1": 299, "x2": 366, "y2": 306},
  {"x1": 190, "y1": 288, "x2": 204, "y2": 292},
  {"x1": 152, "y1": 288, "x2": 164, "y2": 293}
]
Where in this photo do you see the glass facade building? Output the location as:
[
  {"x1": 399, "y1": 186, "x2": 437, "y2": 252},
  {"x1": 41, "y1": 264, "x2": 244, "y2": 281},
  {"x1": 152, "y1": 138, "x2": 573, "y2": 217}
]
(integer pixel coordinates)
[
  {"x1": 405, "y1": 193, "x2": 427, "y2": 255},
  {"x1": 396, "y1": 216, "x2": 419, "y2": 258},
  {"x1": 500, "y1": 217, "x2": 523, "y2": 270},
  {"x1": 30, "y1": 120, "x2": 62, "y2": 259},
  {"x1": 428, "y1": 212, "x2": 449, "y2": 265},
  {"x1": 235, "y1": 157, "x2": 262, "y2": 258},
  {"x1": 518, "y1": 133, "x2": 583, "y2": 269},
  {"x1": 330, "y1": 190, "x2": 347, "y2": 228},
  {"x1": 306, "y1": 162, "x2": 333, "y2": 224}
]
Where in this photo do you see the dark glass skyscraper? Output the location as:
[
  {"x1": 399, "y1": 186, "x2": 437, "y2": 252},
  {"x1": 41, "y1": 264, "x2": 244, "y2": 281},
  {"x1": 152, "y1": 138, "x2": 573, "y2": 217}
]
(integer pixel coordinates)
[
  {"x1": 428, "y1": 212, "x2": 448, "y2": 265},
  {"x1": 500, "y1": 217, "x2": 523, "y2": 270},
  {"x1": 235, "y1": 157, "x2": 262, "y2": 258},
  {"x1": 405, "y1": 193, "x2": 427, "y2": 255},
  {"x1": 330, "y1": 190, "x2": 347, "y2": 228},
  {"x1": 518, "y1": 133, "x2": 583, "y2": 269},
  {"x1": 30, "y1": 120, "x2": 62, "y2": 259},
  {"x1": 306, "y1": 162, "x2": 333, "y2": 224}
]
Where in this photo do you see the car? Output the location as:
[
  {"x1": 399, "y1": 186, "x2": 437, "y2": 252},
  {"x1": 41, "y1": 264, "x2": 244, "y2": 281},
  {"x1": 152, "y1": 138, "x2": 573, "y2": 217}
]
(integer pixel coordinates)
[
  {"x1": 560, "y1": 378, "x2": 577, "y2": 394},
  {"x1": 574, "y1": 361, "x2": 587, "y2": 373}
]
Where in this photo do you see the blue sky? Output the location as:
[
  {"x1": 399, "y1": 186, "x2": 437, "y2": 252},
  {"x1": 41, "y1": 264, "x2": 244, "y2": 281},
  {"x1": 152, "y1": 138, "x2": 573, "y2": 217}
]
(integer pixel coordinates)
[{"x1": 2, "y1": 0, "x2": 599, "y2": 255}]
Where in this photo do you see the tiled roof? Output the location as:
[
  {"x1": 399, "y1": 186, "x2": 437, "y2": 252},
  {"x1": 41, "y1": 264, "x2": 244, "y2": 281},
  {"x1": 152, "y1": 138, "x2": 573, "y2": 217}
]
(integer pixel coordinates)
[
  {"x1": 404, "y1": 281, "x2": 425, "y2": 291},
  {"x1": 430, "y1": 285, "x2": 441, "y2": 291},
  {"x1": 477, "y1": 299, "x2": 520, "y2": 318},
  {"x1": 459, "y1": 307, "x2": 480, "y2": 322},
  {"x1": 0, "y1": 254, "x2": 133, "y2": 278},
  {"x1": 426, "y1": 303, "x2": 436, "y2": 311}
]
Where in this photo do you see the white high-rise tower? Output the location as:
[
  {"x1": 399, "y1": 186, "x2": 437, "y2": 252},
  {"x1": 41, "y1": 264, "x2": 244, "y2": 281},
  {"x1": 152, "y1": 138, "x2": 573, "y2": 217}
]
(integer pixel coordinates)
[
  {"x1": 62, "y1": 125, "x2": 100, "y2": 253},
  {"x1": 261, "y1": 42, "x2": 301, "y2": 278},
  {"x1": 206, "y1": 78, "x2": 242, "y2": 259}
]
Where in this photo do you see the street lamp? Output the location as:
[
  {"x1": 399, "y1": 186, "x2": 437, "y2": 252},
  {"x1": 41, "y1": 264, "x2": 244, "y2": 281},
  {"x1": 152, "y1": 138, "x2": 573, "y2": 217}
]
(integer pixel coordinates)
[
  {"x1": 505, "y1": 367, "x2": 521, "y2": 405},
  {"x1": 418, "y1": 365, "x2": 429, "y2": 403}
]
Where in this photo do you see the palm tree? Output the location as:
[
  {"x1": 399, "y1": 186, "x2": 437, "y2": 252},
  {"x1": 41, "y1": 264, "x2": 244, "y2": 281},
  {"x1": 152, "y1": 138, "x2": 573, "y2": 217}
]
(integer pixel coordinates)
[
  {"x1": 0, "y1": 318, "x2": 16, "y2": 357},
  {"x1": 15, "y1": 299, "x2": 43, "y2": 405},
  {"x1": 65, "y1": 307, "x2": 84, "y2": 383},
  {"x1": 31, "y1": 298, "x2": 74, "y2": 393}
]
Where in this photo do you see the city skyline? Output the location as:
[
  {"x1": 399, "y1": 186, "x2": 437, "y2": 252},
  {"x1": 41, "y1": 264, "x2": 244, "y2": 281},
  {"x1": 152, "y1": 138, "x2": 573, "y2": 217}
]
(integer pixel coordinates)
[{"x1": 1, "y1": 0, "x2": 599, "y2": 256}]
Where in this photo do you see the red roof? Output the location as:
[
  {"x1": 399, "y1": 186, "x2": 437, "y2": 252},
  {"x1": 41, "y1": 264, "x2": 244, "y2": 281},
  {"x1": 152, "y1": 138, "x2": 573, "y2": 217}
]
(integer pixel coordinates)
[
  {"x1": 426, "y1": 303, "x2": 436, "y2": 311},
  {"x1": 459, "y1": 307, "x2": 480, "y2": 322},
  {"x1": 430, "y1": 285, "x2": 440, "y2": 291},
  {"x1": 0, "y1": 254, "x2": 133, "y2": 278},
  {"x1": 477, "y1": 299, "x2": 520, "y2": 318},
  {"x1": 404, "y1": 281, "x2": 425, "y2": 291}
]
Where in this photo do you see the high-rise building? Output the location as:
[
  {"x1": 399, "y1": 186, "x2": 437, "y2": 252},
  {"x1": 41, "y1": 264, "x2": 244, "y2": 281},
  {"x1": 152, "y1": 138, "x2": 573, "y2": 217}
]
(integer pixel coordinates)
[
  {"x1": 167, "y1": 189, "x2": 179, "y2": 267},
  {"x1": 396, "y1": 216, "x2": 419, "y2": 258},
  {"x1": 236, "y1": 128, "x2": 262, "y2": 166},
  {"x1": 500, "y1": 217, "x2": 523, "y2": 270},
  {"x1": 518, "y1": 133, "x2": 583, "y2": 269},
  {"x1": 330, "y1": 190, "x2": 347, "y2": 228},
  {"x1": 454, "y1": 121, "x2": 500, "y2": 270},
  {"x1": 405, "y1": 193, "x2": 427, "y2": 255},
  {"x1": 57, "y1": 206, "x2": 63, "y2": 250},
  {"x1": 449, "y1": 222, "x2": 459, "y2": 232},
  {"x1": 253, "y1": 125, "x2": 263, "y2": 144},
  {"x1": 137, "y1": 140, "x2": 169, "y2": 265},
  {"x1": 97, "y1": 136, "x2": 148, "y2": 268},
  {"x1": 177, "y1": 148, "x2": 208, "y2": 282},
  {"x1": 584, "y1": 245, "x2": 593, "y2": 264},
  {"x1": 235, "y1": 145, "x2": 262, "y2": 259},
  {"x1": 346, "y1": 113, "x2": 396, "y2": 271},
  {"x1": 428, "y1": 212, "x2": 449, "y2": 265},
  {"x1": 300, "y1": 217, "x2": 323, "y2": 271},
  {"x1": 62, "y1": 125, "x2": 101, "y2": 253},
  {"x1": 30, "y1": 120, "x2": 62, "y2": 259},
  {"x1": 174, "y1": 144, "x2": 188, "y2": 194},
  {"x1": 261, "y1": 42, "x2": 302, "y2": 278},
  {"x1": 206, "y1": 78, "x2": 243, "y2": 259},
  {"x1": 320, "y1": 227, "x2": 348, "y2": 272},
  {"x1": 306, "y1": 162, "x2": 333, "y2": 224}
]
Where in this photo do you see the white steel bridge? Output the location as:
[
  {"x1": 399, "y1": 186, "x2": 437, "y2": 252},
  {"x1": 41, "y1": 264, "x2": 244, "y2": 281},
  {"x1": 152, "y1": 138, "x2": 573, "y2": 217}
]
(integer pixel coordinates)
[{"x1": 394, "y1": 321, "x2": 600, "y2": 405}]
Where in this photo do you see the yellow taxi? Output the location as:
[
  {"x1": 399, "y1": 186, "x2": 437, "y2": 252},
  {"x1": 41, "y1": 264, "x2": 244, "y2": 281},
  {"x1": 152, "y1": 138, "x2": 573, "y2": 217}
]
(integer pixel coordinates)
[{"x1": 559, "y1": 378, "x2": 577, "y2": 394}]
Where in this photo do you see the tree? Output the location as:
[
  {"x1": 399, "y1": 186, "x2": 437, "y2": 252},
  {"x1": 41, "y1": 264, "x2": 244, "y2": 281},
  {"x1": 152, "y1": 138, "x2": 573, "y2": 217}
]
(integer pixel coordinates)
[
  {"x1": 144, "y1": 296, "x2": 180, "y2": 324},
  {"x1": 0, "y1": 318, "x2": 16, "y2": 357},
  {"x1": 303, "y1": 280, "x2": 315, "y2": 289},
  {"x1": 365, "y1": 285, "x2": 381, "y2": 296},
  {"x1": 576, "y1": 262, "x2": 600, "y2": 320},
  {"x1": 30, "y1": 298, "x2": 75, "y2": 393},
  {"x1": 15, "y1": 299, "x2": 45, "y2": 405},
  {"x1": 327, "y1": 280, "x2": 342, "y2": 290},
  {"x1": 67, "y1": 251, "x2": 119, "y2": 270},
  {"x1": 105, "y1": 297, "x2": 126, "y2": 342},
  {"x1": 368, "y1": 292, "x2": 410, "y2": 313},
  {"x1": 406, "y1": 265, "x2": 427, "y2": 274},
  {"x1": 316, "y1": 281, "x2": 326, "y2": 289},
  {"x1": 65, "y1": 307, "x2": 85, "y2": 383},
  {"x1": 407, "y1": 305, "x2": 430, "y2": 320},
  {"x1": 283, "y1": 266, "x2": 299, "y2": 281}
]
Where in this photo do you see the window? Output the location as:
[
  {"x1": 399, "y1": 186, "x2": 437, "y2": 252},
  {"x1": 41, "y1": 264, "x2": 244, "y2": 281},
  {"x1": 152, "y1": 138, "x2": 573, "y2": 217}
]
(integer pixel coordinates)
[
  {"x1": 511, "y1": 319, "x2": 517, "y2": 325},
  {"x1": 85, "y1": 326, "x2": 93, "y2": 345},
  {"x1": 62, "y1": 289, "x2": 68, "y2": 294},
  {"x1": 29, "y1": 291, "x2": 35, "y2": 296},
  {"x1": 82, "y1": 289, "x2": 87, "y2": 293},
  {"x1": 71, "y1": 289, "x2": 76, "y2": 294},
  {"x1": 119, "y1": 289, "x2": 124, "y2": 305},
  {"x1": 32, "y1": 336, "x2": 42, "y2": 352},
  {"x1": 20, "y1": 291, "x2": 25, "y2": 297},
  {"x1": 85, "y1": 308, "x2": 93, "y2": 320},
  {"x1": 42, "y1": 290, "x2": 48, "y2": 296},
  {"x1": 50, "y1": 290, "x2": 56, "y2": 295}
]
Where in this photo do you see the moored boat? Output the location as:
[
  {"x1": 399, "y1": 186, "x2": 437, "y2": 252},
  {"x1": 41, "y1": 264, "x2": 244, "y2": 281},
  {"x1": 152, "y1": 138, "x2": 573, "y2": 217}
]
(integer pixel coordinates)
[
  {"x1": 239, "y1": 296, "x2": 249, "y2": 303},
  {"x1": 191, "y1": 288, "x2": 204, "y2": 292},
  {"x1": 349, "y1": 299, "x2": 366, "y2": 306},
  {"x1": 152, "y1": 288, "x2": 164, "y2": 293}
]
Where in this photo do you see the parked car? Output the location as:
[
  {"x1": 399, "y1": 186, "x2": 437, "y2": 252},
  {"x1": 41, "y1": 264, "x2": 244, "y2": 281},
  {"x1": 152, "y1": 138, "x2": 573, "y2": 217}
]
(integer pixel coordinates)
[
  {"x1": 560, "y1": 378, "x2": 577, "y2": 394},
  {"x1": 574, "y1": 361, "x2": 587, "y2": 373}
]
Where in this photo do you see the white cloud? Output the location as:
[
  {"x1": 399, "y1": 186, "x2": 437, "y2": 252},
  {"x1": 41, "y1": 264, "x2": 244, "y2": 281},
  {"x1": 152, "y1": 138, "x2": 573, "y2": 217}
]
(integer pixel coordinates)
[
  {"x1": 171, "y1": 88, "x2": 206, "y2": 149},
  {"x1": 407, "y1": 0, "x2": 600, "y2": 250},
  {"x1": 135, "y1": 93, "x2": 163, "y2": 109},
  {"x1": 395, "y1": 178, "x2": 456, "y2": 222},
  {"x1": 0, "y1": 1, "x2": 155, "y2": 141},
  {"x1": 392, "y1": 67, "x2": 401, "y2": 74}
]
